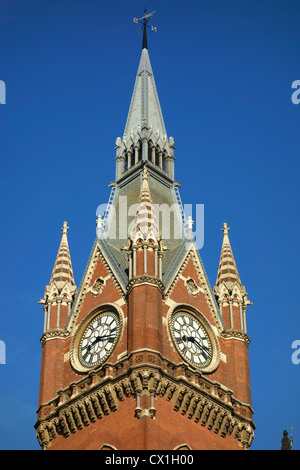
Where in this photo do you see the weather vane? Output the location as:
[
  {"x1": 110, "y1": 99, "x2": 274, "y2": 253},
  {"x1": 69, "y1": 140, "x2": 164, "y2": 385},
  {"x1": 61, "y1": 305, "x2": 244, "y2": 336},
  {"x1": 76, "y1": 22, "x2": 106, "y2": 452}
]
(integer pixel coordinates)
[{"x1": 133, "y1": 9, "x2": 157, "y2": 46}]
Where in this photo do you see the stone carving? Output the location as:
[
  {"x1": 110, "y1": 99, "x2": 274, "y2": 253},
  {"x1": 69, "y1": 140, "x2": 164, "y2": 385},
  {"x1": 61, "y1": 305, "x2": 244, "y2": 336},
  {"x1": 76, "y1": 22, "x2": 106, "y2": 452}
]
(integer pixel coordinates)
[
  {"x1": 90, "y1": 277, "x2": 105, "y2": 296},
  {"x1": 185, "y1": 277, "x2": 200, "y2": 296},
  {"x1": 35, "y1": 359, "x2": 255, "y2": 450}
]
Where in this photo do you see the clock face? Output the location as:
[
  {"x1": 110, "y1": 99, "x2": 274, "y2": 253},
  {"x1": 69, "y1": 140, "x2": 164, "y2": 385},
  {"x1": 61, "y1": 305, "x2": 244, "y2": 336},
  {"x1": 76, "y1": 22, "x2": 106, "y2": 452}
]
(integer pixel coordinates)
[
  {"x1": 78, "y1": 311, "x2": 120, "y2": 368},
  {"x1": 171, "y1": 312, "x2": 213, "y2": 368}
]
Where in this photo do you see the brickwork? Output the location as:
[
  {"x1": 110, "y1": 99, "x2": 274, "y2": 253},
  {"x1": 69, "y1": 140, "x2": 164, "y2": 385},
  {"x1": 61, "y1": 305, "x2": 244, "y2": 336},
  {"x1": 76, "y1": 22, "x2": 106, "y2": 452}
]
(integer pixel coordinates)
[
  {"x1": 36, "y1": 243, "x2": 254, "y2": 450},
  {"x1": 36, "y1": 46, "x2": 254, "y2": 450},
  {"x1": 47, "y1": 396, "x2": 243, "y2": 450}
]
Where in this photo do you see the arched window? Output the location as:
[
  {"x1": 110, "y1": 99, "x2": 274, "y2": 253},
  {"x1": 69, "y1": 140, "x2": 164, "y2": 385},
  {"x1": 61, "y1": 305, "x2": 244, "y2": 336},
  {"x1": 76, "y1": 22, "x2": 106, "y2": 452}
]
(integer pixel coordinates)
[
  {"x1": 124, "y1": 154, "x2": 128, "y2": 172},
  {"x1": 162, "y1": 151, "x2": 167, "y2": 171},
  {"x1": 138, "y1": 143, "x2": 142, "y2": 162}
]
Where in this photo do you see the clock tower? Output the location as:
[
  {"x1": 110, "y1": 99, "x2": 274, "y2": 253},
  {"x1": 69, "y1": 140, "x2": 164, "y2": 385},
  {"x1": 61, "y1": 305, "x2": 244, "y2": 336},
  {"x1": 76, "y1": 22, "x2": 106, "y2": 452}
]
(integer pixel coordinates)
[{"x1": 35, "y1": 17, "x2": 255, "y2": 450}]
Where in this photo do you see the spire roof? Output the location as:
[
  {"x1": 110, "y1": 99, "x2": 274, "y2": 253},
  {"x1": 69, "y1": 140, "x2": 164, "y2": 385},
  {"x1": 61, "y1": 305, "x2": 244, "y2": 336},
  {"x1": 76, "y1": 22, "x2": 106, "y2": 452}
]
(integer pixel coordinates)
[
  {"x1": 130, "y1": 167, "x2": 160, "y2": 241},
  {"x1": 49, "y1": 221, "x2": 75, "y2": 289},
  {"x1": 123, "y1": 43, "x2": 167, "y2": 139},
  {"x1": 216, "y1": 223, "x2": 242, "y2": 287}
]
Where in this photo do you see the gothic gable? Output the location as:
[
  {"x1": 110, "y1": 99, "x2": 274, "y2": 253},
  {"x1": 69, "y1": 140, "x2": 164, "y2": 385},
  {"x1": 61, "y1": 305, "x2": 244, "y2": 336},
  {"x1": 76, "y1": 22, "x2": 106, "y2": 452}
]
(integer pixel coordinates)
[
  {"x1": 66, "y1": 240, "x2": 126, "y2": 334},
  {"x1": 164, "y1": 242, "x2": 224, "y2": 332}
]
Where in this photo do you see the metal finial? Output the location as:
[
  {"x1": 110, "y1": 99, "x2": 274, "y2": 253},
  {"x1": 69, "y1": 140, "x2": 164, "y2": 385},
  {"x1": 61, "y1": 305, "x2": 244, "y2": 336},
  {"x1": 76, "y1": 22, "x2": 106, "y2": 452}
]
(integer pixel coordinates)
[{"x1": 133, "y1": 9, "x2": 157, "y2": 50}]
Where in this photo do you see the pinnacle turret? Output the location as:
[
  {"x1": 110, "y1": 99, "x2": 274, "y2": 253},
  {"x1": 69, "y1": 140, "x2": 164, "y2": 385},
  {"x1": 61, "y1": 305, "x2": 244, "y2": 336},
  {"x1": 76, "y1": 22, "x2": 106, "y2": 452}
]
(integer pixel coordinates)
[
  {"x1": 214, "y1": 223, "x2": 252, "y2": 334},
  {"x1": 130, "y1": 167, "x2": 160, "y2": 242},
  {"x1": 215, "y1": 223, "x2": 242, "y2": 288},
  {"x1": 39, "y1": 221, "x2": 77, "y2": 333},
  {"x1": 122, "y1": 167, "x2": 167, "y2": 283},
  {"x1": 49, "y1": 221, "x2": 75, "y2": 289}
]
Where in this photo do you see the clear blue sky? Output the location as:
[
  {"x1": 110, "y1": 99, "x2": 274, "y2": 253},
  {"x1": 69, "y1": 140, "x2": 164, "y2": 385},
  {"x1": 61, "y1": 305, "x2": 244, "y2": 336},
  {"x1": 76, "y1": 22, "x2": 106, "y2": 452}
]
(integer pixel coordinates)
[{"x1": 0, "y1": 0, "x2": 299, "y2": 450}]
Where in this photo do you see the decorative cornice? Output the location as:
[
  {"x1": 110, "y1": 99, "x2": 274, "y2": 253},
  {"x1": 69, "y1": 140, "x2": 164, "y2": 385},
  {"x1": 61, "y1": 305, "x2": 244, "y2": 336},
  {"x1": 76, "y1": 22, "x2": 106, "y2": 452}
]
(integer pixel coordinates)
[
  {"x1": 126, "y1": 275, "x2": 165, "y2": 296},
  {"x1": 35, "y1": 354, "x2": 255, "y2": 450},
  {"x1": 220, "y1": 330, "x2": 251, "y2": 347},
  {"x1": 40, "y1": 329, "x2": 70, "y2": 346}
]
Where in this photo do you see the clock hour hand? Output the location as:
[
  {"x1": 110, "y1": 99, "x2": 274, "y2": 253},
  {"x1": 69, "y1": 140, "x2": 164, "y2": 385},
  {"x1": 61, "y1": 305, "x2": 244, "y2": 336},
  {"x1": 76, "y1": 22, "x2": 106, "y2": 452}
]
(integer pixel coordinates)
[
  {"x1": 87, "y1": 334, "x2": 113, "y2": 352},
  {"x1": 182, "y1": 335, "x2": 211, "y2": 357},
  {"x1": 182, "y1": 334, "x2": 196, "y2": 343}
]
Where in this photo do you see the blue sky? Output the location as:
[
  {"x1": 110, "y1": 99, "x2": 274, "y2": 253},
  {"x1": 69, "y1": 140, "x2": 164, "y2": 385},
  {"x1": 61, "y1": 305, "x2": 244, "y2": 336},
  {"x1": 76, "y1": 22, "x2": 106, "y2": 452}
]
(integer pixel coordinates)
[{"x1": 0, "y1": 0, "x2": 299, "y2": 450}]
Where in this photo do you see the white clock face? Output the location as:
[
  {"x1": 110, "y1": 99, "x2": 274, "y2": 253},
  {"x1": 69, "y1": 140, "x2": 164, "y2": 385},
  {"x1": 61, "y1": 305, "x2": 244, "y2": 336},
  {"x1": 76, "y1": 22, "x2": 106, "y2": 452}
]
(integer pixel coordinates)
[
  {"x1": 78, "y1": 311, "x2": 120, "y2": 367},
  {"x1": 171, "y1": 312, "x2": 213, "y2": 368}
]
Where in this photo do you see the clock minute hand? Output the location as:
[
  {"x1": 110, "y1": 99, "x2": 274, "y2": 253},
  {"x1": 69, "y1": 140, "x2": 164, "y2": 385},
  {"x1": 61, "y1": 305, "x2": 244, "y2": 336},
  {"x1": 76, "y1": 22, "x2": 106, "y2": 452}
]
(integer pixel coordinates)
[
  {"x1": 183, "y1": 336, "x2": 211, "y2": 357},
  {"x1": 193, "y1": 338, "x2": 211, "y2": 357}
]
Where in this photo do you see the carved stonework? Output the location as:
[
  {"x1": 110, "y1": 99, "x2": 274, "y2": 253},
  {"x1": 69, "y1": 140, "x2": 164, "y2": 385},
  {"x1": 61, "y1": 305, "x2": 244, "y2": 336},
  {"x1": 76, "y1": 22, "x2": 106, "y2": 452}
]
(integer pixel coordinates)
[
  {"x1": 67, "y1": 245, "x2": 126, "y2": 333},
  {"x1": 90, "y1": 277, "x2": 105, "y2": 296},
  {"x1": 221, "y1": 330, "x2": 251, "y2": 347},
  {"x1": 164, "y1": 250, "x2": 224, "y2": 334},
  {"x1": 40, "y1": 329, "x2": 70, "y2": 346},
  {"x1": 35, "y1": 354, "x2": 255, "y2": 450},
  {"x1": 126, "y1": 275, "x2": 164, "y2": 296},
  {"x1": 185, "y1": 277, "x2": 200, "y2": 296}
]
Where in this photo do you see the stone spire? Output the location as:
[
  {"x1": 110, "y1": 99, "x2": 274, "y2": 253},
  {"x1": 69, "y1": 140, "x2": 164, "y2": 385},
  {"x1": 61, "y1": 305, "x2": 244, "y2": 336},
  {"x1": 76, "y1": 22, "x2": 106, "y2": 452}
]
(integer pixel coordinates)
[
  {"x1": 114, "y1": 21, "x2": 175, "y2": 182},
  {"x1": 130, "y1": 167, "x2": 160, "y2": 242},
  {"x1": 123, "y1": 47, "x2": 166, "y2": 140},
  {"x1": 49, "y1": 221, "x2": 75, "y2": 289},
  {"x1": 39, "y1": 221, "x2": 77, "y2": 332},
  {"x1": 214, "y1": 223, "x2": 252, "y2": 334},
  {"x1": 215, "y1": 223, "x2": 242, "y2": 288},
  {"x1": 122, "y1": 168, "x2": 167, "y2": 283}
]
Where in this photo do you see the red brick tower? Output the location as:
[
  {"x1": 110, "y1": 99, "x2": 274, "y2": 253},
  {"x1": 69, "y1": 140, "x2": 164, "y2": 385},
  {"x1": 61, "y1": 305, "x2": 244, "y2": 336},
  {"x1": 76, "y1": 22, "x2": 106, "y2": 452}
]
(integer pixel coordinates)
[
  {"x1": 35, "y1": 20, "x2": 255, "y2": 450},
  {"x1": 37, "y1": 222, "x2": 77, "y2": 411}
]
